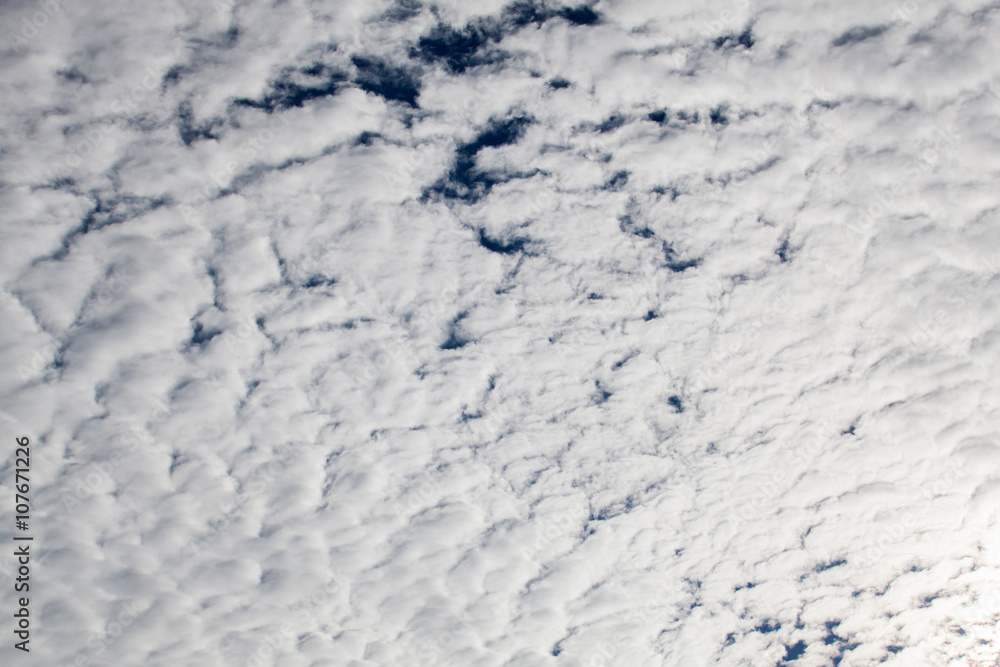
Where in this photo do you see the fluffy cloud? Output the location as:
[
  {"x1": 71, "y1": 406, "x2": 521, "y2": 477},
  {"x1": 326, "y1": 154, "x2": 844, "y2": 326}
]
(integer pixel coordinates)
[{"x1": 1, "y1": 0, "x2": 999, "y2": 665}]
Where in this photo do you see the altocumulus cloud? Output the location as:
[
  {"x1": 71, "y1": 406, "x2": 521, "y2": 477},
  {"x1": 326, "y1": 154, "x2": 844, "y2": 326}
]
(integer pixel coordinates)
[{"x1": 1, "y1": 0, "x2": 1000, "y2": 665}]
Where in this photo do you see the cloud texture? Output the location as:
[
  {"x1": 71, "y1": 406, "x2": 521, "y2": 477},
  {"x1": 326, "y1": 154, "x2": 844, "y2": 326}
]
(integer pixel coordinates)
[{"x1": 1, "y1": 0, "x2": 1000, "y2": 665}]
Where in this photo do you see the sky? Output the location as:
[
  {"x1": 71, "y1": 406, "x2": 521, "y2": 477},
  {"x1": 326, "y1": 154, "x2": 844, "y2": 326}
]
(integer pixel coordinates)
[{"x1": 1, "y1": 0, "x2": 1000, "y2": 665}]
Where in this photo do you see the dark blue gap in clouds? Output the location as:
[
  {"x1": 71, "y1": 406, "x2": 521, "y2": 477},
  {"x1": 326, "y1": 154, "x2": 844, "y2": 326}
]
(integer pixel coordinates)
[
  {"x1": 662, "y1": 242, "x2": 701, "y2": 272},
  {"x1": 233, "y1": 64, "x2": 348, "y2": 113},
  {"x1": 477, "y1": 229, "x2": 528, "y2": 255},
  {"x1": 710, "y1": 105, "x2": 729, "y2": 126},
  {"x1": 459, "y1": 408, "x2": 483, "y2": 422},
  {"x1": 218, "y1": 25, "x2": 240, "y2": 48},
  {"x1": 820, "y1": 621, "x2": 864, "y2": 667},
  {"x1": 652, "y1": 185, "x2": 681, "y2": 200},
  {"x1": 589, "y1": 496, "x2": 637, "y2": 522},
  {"x1": 597, "y1": 114, "x2": 627, "y2": 133},
  {"x1": 413, "y1": 2, "x2": 601, "y2": 74},
  {"x1": 424, "y1": 115, "x2": 534, "y2": 203},
  {"x1": 503, "y1": 0, "x2": 555, "y2": 27},
  {"x1": 440, "y1": 311, "x2": 471, "y2": 350},
  {"x1": 755, "y1": 620, "x2": 781, "y2": 634},
  {"x1": 302, "y1": 275, "x2": 337, "y2": 289},
  {"x1": 80, "y1": 193, "x2": 170, "y2": 235},
  {"x1": 176, "y1": 101, "x2": 222, "y2": 146},
  {"x1": 814, "y1": 558, "x2": 847, "y2": 572},
  {"x1": 50, "y1": 193, "x2": 169, "y2": 261},
  {"x1": 714, "y1": 25, "x2": 754, "y2": 50},
  {"x1": 464, "y1": 114, "x2": 533, "y2": 153},
  {"x1": 205, "y1": 267, "x2": 223, "y2": 309},
  {"x1": 559, "y1": 4, "x2": 600, "y2": 25},
  {"x1": 351, "y1": 55, "x2": 421, "y2": 107},
  {"x1": 603, "y1": 170, "x2": 629, "y2": 191},
  {"x1": 675, "y1": 110, "x2": 700, "y2": 124},
  {"x1": 504, "y1": 1, "x2": 600, "y2": 27},
  {"x1": 56, "y1": 67, "x2": 88, "y2": 84},
  {"x1": 162, "y1": 65, "x2": 185, "y2": 88},
  {"x1": 780, "y1": 640, "x2": 808, "y2": 663},
  {"x1": 42, "y1": 175, "x2": 76, "y2": 191},
  {"x1": 611, "y1": 350, "x2": 638, "y2": 369},
  {"x1": 831, "y1": 25, "x2": 889, "y2": 47},
  {"x1": 383, "y1": 0, "x2": 422, "y2": 22},
  {"x1": 831, "y1": 642, "x2": 860, "y2": 666},
  {"x1": 775, "y1": 237, "x2": 791, "y2": 262},
  {"x1": 189, "y1": 321, "x2": 223, "y2": 348},
  {"x1": 593, "y1": 380, "x2": 612, "y2": 404},
  {"x1": 549, "y1": 630, "x2": 576, "y2": 658},
  {"x1": 168, "y1": 451, "x2": 184, "y2": 474},
  {"x1": 618, "y1": 214, "x2": 655, "y2": 238},
  {"x1": 354, "y1": 131, "x2": 381, "y2": 146},
  {"x1": 412, "y1": 18, "x2": 506, "y2": 74}
]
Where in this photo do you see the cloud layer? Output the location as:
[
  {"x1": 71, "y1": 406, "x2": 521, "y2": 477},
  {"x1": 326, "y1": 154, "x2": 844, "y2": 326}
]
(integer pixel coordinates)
[{"x1": 1, "y1": 0, "x2": 1000, "y2": 665}]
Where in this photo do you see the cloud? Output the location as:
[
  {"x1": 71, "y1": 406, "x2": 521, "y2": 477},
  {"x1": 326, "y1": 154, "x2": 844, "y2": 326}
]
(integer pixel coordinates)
[{"x1": 1, "y1": 0, "x2": 999, "y2": 665}]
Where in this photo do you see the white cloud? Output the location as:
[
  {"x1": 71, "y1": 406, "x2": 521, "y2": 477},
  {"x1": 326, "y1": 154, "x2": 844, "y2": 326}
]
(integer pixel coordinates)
[{"x1": 1, "y1": 0, "x2": 999, "y2": 665}]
